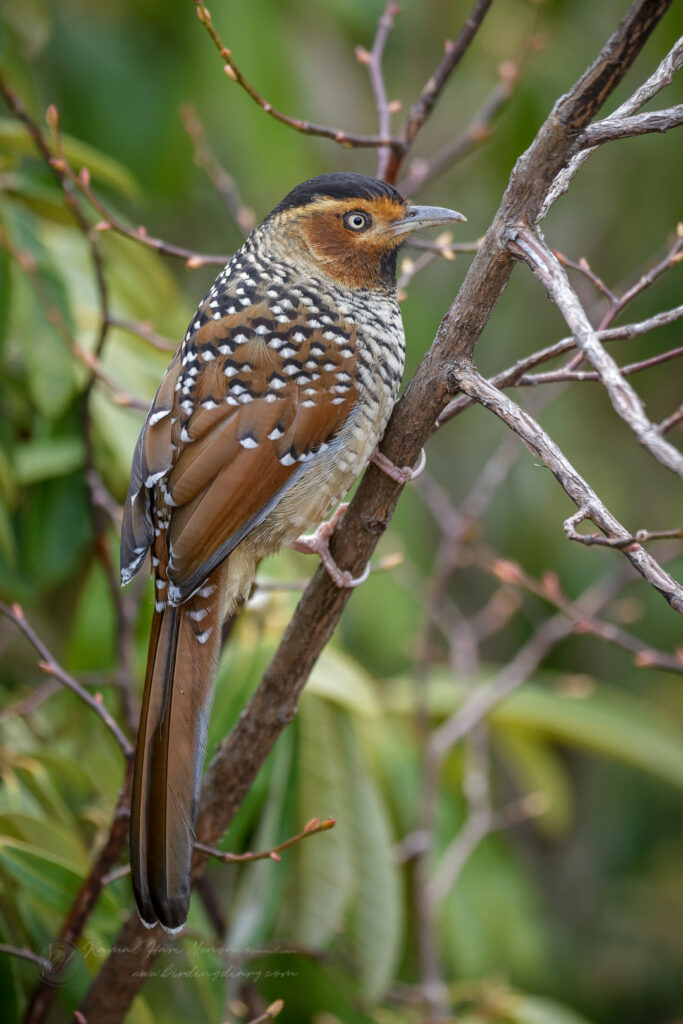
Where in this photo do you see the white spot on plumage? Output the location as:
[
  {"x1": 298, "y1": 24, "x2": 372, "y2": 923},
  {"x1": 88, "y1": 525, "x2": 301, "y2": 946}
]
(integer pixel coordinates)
[
  {"x1": 145, "y1": 469, "x2": 166, "y2": 487},
  {"x1": 196, "y1": 627, "x2": 213, "y2": 645},
  {"x1": 280, "y1": 452, "x2": 297, "y2": 467},
  {"x1": 149, "y1": 408, "x2": 170, "y2": 426},
  {"x1": 254, "y1": 324, "x2": 269, "y2": 335},
  {"x1": 239, "y1": 436, "x2": 259, "y2": 449},
  {"x1": 268, "y1": 426, "x2": 284, "y2": 440}
]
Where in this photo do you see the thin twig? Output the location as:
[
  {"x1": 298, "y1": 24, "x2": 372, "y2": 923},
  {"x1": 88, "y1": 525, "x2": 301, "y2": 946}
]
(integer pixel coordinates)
[
  {"x1": 389, "y1": 0, "x2": 495, "y2": 181},
  {"x1": 358, "y1": 1, "x2": 401, "y2": 179},
  {"x1": 509, "y1": 227, "x2": 683, "y2": 480},
  {"x1": 517, "y1": 344, "x2": 683, "y2": 385},
  {"x1": 107, "y1": 315, "x2": 176, "y2": 352},
  {"x1": 194, "y1": 0, "x2": 398, "y2": 151},
  {"x1": 179, "y1": 103, "x2": 256, "y2": 236},
  {"x1": 581, "y1": 103, "x2": 683, "y2": 145},
  {"x1": 195, "y1": 816, "x2": 335, "y2": 865},
  {"x1": 0, "y1": 602, "x2": 133, "y2": 756},
  {"x1": 437, "y1": 303, "x2": 683, "y2": 426},
  {"x1": 542, "y1": 36, "x2": 683, "y2": 217},
  {"x1": 0, "y1": 944, "x2": 52, "y2": 974}
]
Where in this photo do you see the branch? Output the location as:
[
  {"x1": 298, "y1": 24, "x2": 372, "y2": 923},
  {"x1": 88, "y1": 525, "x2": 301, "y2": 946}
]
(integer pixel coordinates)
[
  {"x1": 179, "y1": 103, "x2": 256, "y2": 236},
  {"x1": 452, "y1": 365, "x2": 683, "y2": 613},
  {"x1": 581, "y1": 103, "x2": 683, "y2": 144},
  {"x1": 194, "y1": 0, "x2": 398, "y2": 151},
  {"x1": 357, "y1": 1, "x2": 401, "y2": 179},
  {"x1": 437, "y1": 302, "x2": 683, "y2": 424},
  {"x1": 508, "y1": 227, "x2": 683, "y2": 480},
  {"x1": 541, "y1": 35, "x2": 683, "y2": 217},
  {"x1": 0, "y1": 945, "x2": 52, "y2": 974},
  {"x1": 196, "y1": 816, "x2": 335, "y2": 864},
  {"x1": 24, "y1": 772, "x2": 132, "y2": 1024},
  {"x1": 517, "y1": 343, "x2": 683, "y2": 385},
  {"x1": 389, "y1": 0, "x2": 495, "y2": 181},
  {"x1": 0, "y1": 602, "x2": 134, "y2": 757}
]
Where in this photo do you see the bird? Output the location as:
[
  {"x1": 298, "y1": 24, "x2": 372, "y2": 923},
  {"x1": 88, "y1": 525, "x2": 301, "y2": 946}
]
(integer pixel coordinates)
[{"x1": 120, "y1": 172, "x2": 465, "y2": 932}]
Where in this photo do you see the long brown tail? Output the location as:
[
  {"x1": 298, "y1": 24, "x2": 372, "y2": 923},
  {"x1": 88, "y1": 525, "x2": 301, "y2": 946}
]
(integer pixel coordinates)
[{"x1": 131, "y1": 567, "x2": 225, "y2": 932}]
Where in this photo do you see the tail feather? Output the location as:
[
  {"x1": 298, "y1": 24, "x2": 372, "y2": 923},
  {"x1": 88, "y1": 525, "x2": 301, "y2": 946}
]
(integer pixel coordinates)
[{"x1": 131, "y1": 568, "x2": 224, "y2": 931}]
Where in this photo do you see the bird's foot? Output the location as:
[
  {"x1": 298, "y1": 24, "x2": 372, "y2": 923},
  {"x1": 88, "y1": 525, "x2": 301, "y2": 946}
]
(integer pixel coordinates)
[
  {"x1": 370, "y1": 447, "x2": 426, "y2": 484},
  {"x1": 290, "y1": 503, "x2": 370, "y2": 588}
]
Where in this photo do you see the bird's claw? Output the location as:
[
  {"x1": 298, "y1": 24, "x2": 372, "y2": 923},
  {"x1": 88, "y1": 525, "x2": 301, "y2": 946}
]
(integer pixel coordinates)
[
  {"x1": 370, "y1": 447, "x2": 426, "y2": 484},
  {"x1": 290, "y1": 503, "x2": 370, "y2": 588}
]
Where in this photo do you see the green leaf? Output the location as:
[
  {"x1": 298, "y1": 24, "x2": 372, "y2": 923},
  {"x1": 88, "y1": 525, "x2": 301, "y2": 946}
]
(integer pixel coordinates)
[
  {"x1": 307, "y1": 648, "x2": 380, "y2": 717},
  {"x1": 0, "y1": 838, "x2": 82, "y2": 915},
  {"x1": 0, "y1": 243, "x2": 10, "y2": 354},
  {"x1": 227, "y1": 731, "x2": 293, "y2": 949},
  {"x1": 339, "y1": 715, "x2": 403, "y2": 1002},
  {"x1": 507, "y1": 994, "x2": 597, "y2": 1024},
  {"x1": 439, "y1": 834, "x2": 547, "y2": 984},
  {"x1": 65, "y1": 559, "x2": 116, "y2": 673},
  {"x1": 386, "y1": 671, "x2": 683, "y2": 790},
  {"x1": 493, "y1": 728, "x2": 574, "y2": 838},
  {"x1": 13, "y1": 436, "x2": 85, "y2": 485},
  {"x1": 0, "y1": 812, "x2": 87, "y2": 867},
  {"x1": 496, "y1": 683, "x2": 683, "y2": 790},
  {"x1": 286, "y1": 696, "x2": 354, "y2": 947},
  {"x1": 0, "y1": 118, "x2": 140, "y2": 196}
]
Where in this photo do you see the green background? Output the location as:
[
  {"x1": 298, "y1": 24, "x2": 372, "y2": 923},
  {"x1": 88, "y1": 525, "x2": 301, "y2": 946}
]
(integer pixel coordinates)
[{"x1": 0, "y1": 1, "x2": 682, "y2": 1022}]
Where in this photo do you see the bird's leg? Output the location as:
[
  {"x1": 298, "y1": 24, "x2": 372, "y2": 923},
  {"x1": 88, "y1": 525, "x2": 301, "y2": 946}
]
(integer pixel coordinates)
[
  {"x1": 290, "y1": 503, "x2": 370, "y2": 588},
  {"x1": 370, "y1": 447, "x2": 427, "y2": 484}
]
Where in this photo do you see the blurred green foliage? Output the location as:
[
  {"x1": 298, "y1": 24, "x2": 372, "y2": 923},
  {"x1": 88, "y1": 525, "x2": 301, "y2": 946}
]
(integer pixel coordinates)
[{"x1": 0, "y1": 1, "x2": 682, "y2": 1022}]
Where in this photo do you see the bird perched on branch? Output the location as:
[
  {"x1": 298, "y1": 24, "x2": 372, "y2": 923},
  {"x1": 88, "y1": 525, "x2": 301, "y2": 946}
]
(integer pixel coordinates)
[{"x1": 120, "y1": 172, "x2": 465, "y2": 931}]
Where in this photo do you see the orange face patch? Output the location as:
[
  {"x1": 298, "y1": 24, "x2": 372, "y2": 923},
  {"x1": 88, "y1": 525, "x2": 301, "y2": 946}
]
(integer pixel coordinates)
[{"x1": 297, "y1": 195, "x2": 408, "y2": 289}]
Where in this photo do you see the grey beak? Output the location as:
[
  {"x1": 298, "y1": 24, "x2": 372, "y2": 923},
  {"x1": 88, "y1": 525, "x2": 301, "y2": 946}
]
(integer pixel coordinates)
[{"x1": 392, "y1": 204, "x2": 467, "y2": 236}]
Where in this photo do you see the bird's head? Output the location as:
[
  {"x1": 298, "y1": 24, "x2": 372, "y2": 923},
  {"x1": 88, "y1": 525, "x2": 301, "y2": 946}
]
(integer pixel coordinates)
[{"x1": 263, "y1": 172, "x2": 466, "y2": 290}]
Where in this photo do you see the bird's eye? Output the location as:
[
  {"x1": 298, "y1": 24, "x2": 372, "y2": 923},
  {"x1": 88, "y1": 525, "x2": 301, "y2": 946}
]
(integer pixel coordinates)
[{"x1": 343, "y1": 211, "x2": 371, "y2": 232}]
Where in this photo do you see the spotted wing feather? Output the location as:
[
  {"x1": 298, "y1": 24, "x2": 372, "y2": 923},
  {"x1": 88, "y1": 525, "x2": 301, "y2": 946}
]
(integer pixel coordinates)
[{"x1": 120, "y1": 283, "x2": 358, "y2": 603}]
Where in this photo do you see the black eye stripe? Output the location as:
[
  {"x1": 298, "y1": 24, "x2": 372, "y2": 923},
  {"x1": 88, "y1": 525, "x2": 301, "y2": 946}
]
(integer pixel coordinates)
[{"x1": 343, "y1": 211, "x2": 371, "y2": 232}]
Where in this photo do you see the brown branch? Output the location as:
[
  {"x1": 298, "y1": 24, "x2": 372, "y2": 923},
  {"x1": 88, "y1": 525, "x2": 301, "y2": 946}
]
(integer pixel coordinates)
[
  {"x1": 517, "y1": 343, "x2": 683, "y2": 385},
  {"x1": 107, "y1": 315, "x2": 175, "y2": 352},
  {"x1": 0, "y1": 602, "x2": 134, "y2": 756},
  {"x1": 401, "y1": 51, "x2": 531, "y2": 196},
  {"x1": 179, "y1": 103, "x2": 256, "y2": 236},
  {"x1": 486, "y1": 553, "x2": 683, "y2": 674},
  {"x1": 194, "y1": 0, "x2": 399, "y2": 151},
  {"x1": 24, "y1": 768, "x2": 133, "y2": 1024},
  {"x1": 541, "y1": 35, "x2": 683, "y2": 216},
  {"x1": 358, "y1": 1, "x2": 401, "y2": 179},
  {"x1": 246, "y1": 1000, "x2": 285, "y2": 1024},
  {"x1": 195, "y1": 816, "x2": 335, "y2": 865},
  {"x1": 388, "y1": 0, "x2": 495, "y2": 183},
  {"x1": 660, "y1": 403, "x2": 683, "y2": 434},
  {"x1": 0, "y1": 944, "x2": 52, "y2": 974},
  {"x1": 78, "y1": 4, "x2": 677, "y2": 1019}
]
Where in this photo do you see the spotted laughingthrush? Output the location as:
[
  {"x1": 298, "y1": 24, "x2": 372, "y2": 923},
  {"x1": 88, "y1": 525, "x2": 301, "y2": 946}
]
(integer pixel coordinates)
[{"x1": 120, "y1": 172, "x2": 465, "y2": 931}]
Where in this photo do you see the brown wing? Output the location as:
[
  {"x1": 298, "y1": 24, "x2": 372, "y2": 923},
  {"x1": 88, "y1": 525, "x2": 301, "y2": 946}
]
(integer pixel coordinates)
[{"x1": 121, "y1": 283, "x2": 358, "y2": 604}]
